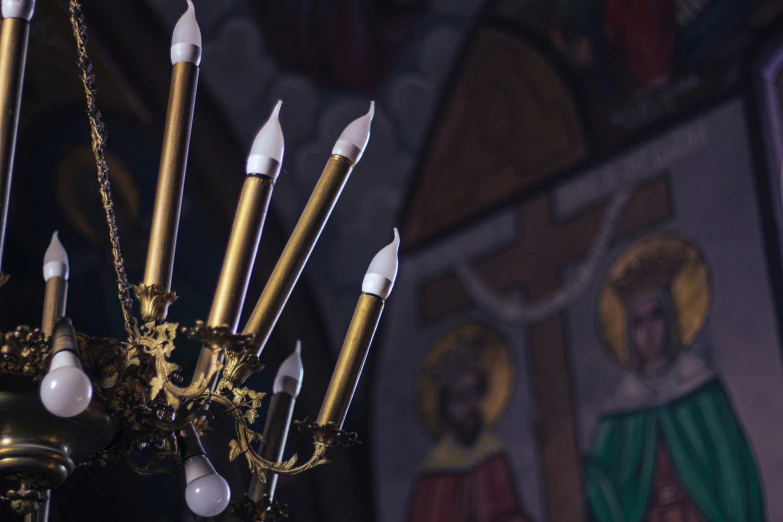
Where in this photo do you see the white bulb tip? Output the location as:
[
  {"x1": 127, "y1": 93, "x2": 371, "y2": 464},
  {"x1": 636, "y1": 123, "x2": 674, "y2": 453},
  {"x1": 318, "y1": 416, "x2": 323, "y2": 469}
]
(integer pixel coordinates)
[
  {"x1": 43, "y1": 231, "x2": 69, "y2": 282},
  {"x1": 2, "y1": 0, "x2": 35, "y2": 21},
  {"x1": 171, "y1": 0, "x2": 202, "y2": 65},
  {"x1": 247, "y1": 100, "x2": 285, "y2": 178},
  {"x1": 332, "y1": 101, "x2": 375, "y2": 164},
  {"x1": 362, "y1": 228, "x2": 400, "y2": 300},
  {"x1": 273, "y1": 341, "x2": 304, "y2": 397}
]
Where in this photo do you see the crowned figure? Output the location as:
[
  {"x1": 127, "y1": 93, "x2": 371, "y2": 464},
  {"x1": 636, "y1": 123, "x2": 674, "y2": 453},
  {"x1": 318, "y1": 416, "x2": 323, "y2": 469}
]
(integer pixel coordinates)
[
  {"x1": 585, "y1": 235, "x2": 764, "y2": 522},
  {"x1": 407, "y1": 323, "x2": 532, "y2": 522}
]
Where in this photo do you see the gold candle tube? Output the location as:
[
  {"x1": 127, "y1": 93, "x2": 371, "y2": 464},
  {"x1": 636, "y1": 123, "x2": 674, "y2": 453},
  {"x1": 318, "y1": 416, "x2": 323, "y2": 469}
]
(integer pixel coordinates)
[
  {"x1": 317, "y1": 229, "x2": 398, "y2": 428},
  {"x1": 142, "y1": 60, "x2": 199, "y2": 302},
  {"x1": 317, "y1": 293, "x2": 383, "y2": 428},
  {"x1": 242, "y1": 102, "x2": 375, "y2": 354},
  {"x1": 193, "y1": 175, "x2": 274, "y2": 383},
  {"x1": 0, "y1": 14, "x2": 32, "y2": 283},
  {"x1": 249, "y1": 343, "x2": 302, "y2": 503},
  {"x1": 207, "y1": 175, "x2": 274, "y2": 331},
  {"x1": 242, "y1": 155, "x2": 353, "y2": 351},
  {"x1": 39, "y1": 228, "x2": 68, "y2": 520},
  {"x1": 195, "y1": 101, "x2": 283, "y2": 385},
  {"x1": 42, "y1": 276, "x2": 68, "y2": 337},
  {"x1": 248, "y1": 391, "x2": 296, "y2": 503}
]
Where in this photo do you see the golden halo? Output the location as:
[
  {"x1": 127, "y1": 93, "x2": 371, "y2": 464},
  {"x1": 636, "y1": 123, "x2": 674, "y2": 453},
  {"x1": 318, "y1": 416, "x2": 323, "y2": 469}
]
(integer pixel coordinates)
[
  {"x1": 416, "y1": 322, "x2": 514, "y2": 439},
  {"x1": 597, "y1": 234, "x2": 711, "y2": 367}
]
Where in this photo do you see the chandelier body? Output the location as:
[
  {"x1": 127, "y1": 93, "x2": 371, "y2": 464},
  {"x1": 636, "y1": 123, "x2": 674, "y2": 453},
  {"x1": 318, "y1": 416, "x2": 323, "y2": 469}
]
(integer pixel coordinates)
[{"x1": 0, "y1": 1, "x2": 397, "y2": 520}]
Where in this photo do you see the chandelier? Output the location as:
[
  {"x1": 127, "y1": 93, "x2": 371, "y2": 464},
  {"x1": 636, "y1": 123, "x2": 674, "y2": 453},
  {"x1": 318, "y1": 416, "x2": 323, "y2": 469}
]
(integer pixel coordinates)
[{"x1": 0, "y1": 0, "x2": 399, "y2": 520}]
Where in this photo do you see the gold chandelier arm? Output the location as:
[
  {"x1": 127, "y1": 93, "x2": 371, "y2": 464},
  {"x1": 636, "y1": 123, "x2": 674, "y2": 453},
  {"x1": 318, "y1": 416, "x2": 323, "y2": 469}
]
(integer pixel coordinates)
[
  {"x1": 68, "y1": 0, "x2": 137, "y2": 338},
  {"x1": 207, "y1": 392, "x2": 330, "y2": 481},
  {"x1": 136, "y1": 322, "x2": 225, "y2": 411}
]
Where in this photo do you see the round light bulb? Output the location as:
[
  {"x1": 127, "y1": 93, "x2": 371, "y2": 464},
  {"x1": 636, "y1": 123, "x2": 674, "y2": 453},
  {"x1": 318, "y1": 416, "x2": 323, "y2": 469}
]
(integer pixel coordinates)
[
  {"x1": 40, "y1": 362, "x2": 93, "y2": 418},
  {"x1": 185, "y1": 472, "x2": 231, "y2": 517}
]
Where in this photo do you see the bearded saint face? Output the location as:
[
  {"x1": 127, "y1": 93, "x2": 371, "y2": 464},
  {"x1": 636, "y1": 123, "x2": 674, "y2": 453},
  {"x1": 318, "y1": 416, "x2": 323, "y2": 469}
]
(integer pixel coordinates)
[{"x1": 438, "y1": 370, "x2": 486, "y2": 448}]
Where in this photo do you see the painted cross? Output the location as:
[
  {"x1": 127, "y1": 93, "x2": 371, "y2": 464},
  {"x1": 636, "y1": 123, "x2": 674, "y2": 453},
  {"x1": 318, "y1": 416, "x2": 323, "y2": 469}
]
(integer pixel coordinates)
[{"x1": 420, "y1": 177, "x2": 672, "y2": 521}]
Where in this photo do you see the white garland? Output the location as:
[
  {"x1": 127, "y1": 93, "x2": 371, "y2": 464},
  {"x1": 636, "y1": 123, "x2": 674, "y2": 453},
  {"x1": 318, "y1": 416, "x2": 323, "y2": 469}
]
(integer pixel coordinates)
[{"x1": 455, "y1": 188, "x2": 632, "y2": 325}]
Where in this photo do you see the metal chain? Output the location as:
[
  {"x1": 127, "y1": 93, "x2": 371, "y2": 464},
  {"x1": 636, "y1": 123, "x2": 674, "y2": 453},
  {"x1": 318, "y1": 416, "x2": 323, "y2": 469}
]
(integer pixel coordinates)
[{"x1": 68, "y1": 0, "x2": 138, "y2": 337}]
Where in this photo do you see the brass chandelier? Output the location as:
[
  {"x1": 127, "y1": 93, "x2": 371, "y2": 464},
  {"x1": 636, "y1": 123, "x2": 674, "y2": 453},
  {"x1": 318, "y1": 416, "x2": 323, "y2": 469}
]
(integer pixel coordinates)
[{"x1": 0, "y1": 0, "x2": 399, "y2": 520}]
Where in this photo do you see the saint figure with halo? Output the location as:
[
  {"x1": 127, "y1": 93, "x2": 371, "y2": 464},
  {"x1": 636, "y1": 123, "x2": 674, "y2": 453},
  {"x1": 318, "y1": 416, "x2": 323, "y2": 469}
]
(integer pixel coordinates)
[
  {"x1": 407, "y1": 323, "x2": 532, "y2": 522},
  {"x1": 585, "y1": 235, "x2": 764, "y2": 521}
]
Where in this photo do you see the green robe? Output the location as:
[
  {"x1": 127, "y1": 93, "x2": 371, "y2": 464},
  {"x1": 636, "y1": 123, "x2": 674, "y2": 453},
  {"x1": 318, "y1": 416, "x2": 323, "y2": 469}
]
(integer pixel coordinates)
[{"x1": 585, "y1": 379, "x2": 764, "y2": 522}]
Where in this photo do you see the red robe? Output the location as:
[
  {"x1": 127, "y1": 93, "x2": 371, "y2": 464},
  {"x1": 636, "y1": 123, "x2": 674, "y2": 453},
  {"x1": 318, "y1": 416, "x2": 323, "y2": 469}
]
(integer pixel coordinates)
[
  {"x1": 645, "y1": 443, "x2": 706, "y2": 522},
  {"x1": 605, "y1": 0, "x2": 677, "y2": 87},
  {"x1": 407, "y1": 434, "x2": 531, "y2": 522}
]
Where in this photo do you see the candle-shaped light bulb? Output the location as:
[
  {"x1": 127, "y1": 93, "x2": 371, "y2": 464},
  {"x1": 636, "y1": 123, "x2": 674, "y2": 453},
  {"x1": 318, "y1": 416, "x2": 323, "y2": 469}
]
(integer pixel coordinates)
[
  {"x1": 332, "y1": 101, "x2": 375, "y2": 165},
  {"x1": 316, "y1": 229, "x2": 399, "y2": 428},
  {"x1": 43, "y1": 231, "x2": 69, "y2": 282},
  {"x1": 171, "y1": 0, "x2": 202, "y2": 65},
  {"x1": 247, "y1": 100, "x2": 284, "y2": 179},
  {"x1": 362, "y1": 228, "x2": 400, "y2": 300},
  {"x1": 2, "y1": 0, "x2": 35, "y2": 21},
  {"x1": 248, "y1": 341, "x2": 303, "y2": 503},
  {"x1": 273, "y1": 340, "x2": 303, "y2": 398},
  {"x1": 242, "y1": 104, "x2": 375, "y2": 353}
]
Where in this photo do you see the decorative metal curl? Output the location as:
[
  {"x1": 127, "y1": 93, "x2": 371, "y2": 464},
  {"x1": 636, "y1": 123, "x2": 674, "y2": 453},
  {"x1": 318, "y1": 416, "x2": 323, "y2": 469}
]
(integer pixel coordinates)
[
  {"x1": 135, "y1": 322, "x2": 223, "y2": 410},
  {"x1": 207, "y1": 391, "x2": 330, "y2": 484},
  {"x1": 124, "y1": 440, "x2": 182, "y2": 478}
]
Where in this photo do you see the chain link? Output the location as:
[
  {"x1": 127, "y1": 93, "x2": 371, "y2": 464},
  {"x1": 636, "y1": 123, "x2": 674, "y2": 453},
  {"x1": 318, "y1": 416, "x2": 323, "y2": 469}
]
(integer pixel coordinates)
[{"x1": 68, "y1": 0, "x2": 138, "y2": 337}]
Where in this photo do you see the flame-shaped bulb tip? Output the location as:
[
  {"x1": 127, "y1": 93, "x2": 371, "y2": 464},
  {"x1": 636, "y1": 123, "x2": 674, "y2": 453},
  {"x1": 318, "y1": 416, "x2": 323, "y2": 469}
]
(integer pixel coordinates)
[
  {"x1": 171, "y1": 0, "x2": 202, "y2": 64},
  {"x1": 362, "y1": 228, "x2": 400, "y2": 299},
  {"x1": 332, "y1": 101, "x2": 376, "y2": 164},
  {"x1": 43, "y1": 231, "x2": 69, "y2": 281},
  {"x1": 273, "y1": 341, "x2": 304, "y2": 397},
  {"x1": 247, "y1": 100, "x2": 285, "y2": 177}
]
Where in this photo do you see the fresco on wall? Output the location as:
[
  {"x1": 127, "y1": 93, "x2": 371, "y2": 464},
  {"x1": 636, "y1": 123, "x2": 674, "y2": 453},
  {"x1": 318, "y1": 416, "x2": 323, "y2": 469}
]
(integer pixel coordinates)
[
  {"x1": 406, "y1": 322, "x2": 532, "y2": 522},
  {"x1": 376, "y1": 100, "x2": 783, "y2": 522},
  {"x1": 493, "y1": 0, "x2": 783, "y2": 149},
  {"x1": 584, "y1": 234, "x2": 764, "y2": 520}
]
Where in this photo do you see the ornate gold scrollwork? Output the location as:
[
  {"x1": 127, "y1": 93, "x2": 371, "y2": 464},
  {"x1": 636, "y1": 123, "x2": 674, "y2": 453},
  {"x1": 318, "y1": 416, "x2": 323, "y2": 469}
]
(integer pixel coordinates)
[
  {"x1": 0, "y1": 317, "x2": 361, "y2": 496},
  {"x1": 206, "y1": 390, "x2": 329, "y2": 484},
  {"x1": 132, "y1": 283, "x2": 177, "y2": 324},
  {"x1": 0, "y1": 326, "x2": 50, "y2": 379},
  {"x1": 1, "y1": 475, "x2": 50, "y2": 515},
  {"x1": 124, "y1": 434, "x2": 181, "y2": 477},
  {"x1": 134, "y1": 321, "x2": 223, "y2": 411}
]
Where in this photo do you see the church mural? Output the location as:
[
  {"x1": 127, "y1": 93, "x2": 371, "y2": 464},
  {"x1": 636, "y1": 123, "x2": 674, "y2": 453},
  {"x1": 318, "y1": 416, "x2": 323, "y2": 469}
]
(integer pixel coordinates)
[
  {"x1": 406, "y1": 322, "x2": 532, "y2": 522},
  {"x1": 376, "y1": 99, "x2": 783, "y2": 522},
  {"x1": 492, "y1": 0, "x2": 783, "y2": 149},
  {"x1": 584, "y1": 234, "x2": 764, "y2": 521}
]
